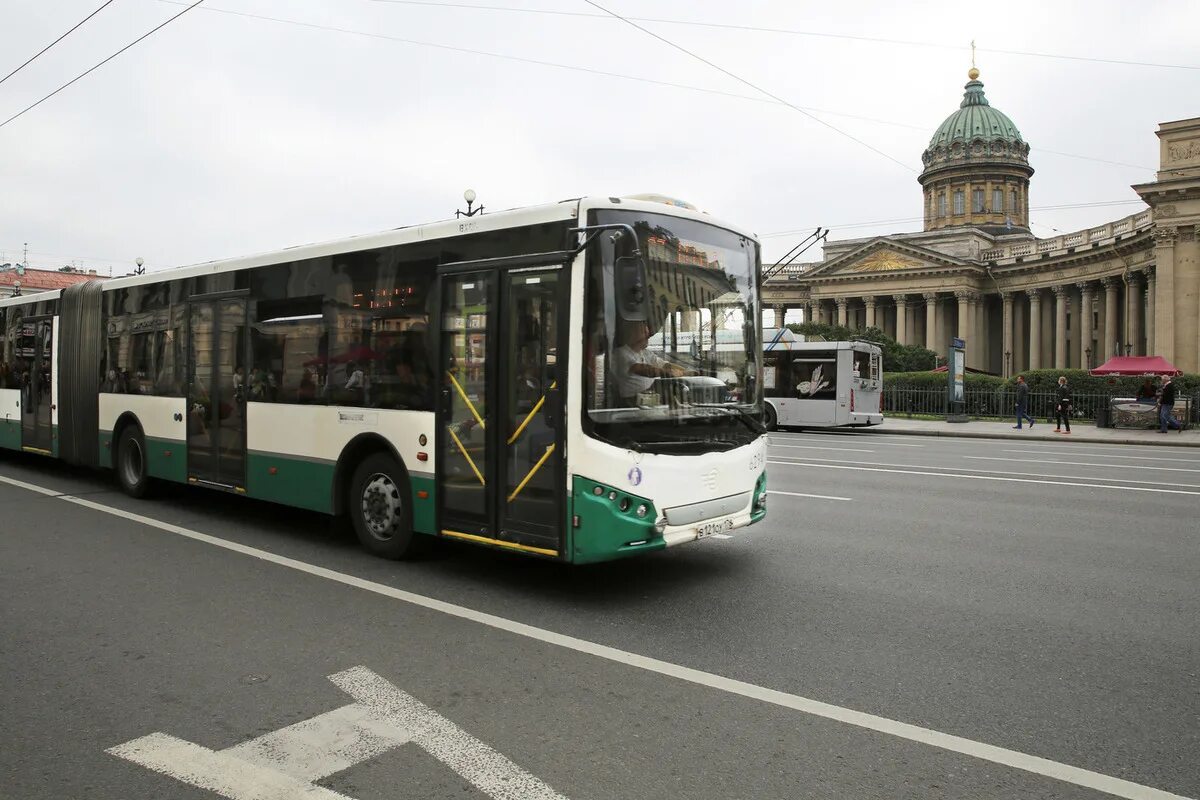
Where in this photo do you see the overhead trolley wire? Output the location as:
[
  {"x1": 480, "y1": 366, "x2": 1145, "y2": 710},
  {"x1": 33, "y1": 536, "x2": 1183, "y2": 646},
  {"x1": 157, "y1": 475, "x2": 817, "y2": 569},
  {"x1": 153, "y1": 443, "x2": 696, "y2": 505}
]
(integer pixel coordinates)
[
  {"x1": 0, "y1": 0, "x2": 206, "y2": 131},
  {"x1": 153, "y1": 1, "x2": 1156, "y2": 174},
  {"x1": 365, "y1": 0, "x2": 1200, "y2": 72},
  {"x1": 0, "y1": 0, "x2": 116, "y2": 87},
  {"x1": 579, "y1": 0, "x2": 915, "y2": 173}
]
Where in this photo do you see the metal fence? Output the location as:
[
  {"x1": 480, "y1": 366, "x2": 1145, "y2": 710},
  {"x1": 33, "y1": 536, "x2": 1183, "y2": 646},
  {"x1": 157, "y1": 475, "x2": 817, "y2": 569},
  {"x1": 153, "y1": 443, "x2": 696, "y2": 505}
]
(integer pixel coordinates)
[{"x1": 883, "y1": 387, "x2": 1200, "y2": 425}]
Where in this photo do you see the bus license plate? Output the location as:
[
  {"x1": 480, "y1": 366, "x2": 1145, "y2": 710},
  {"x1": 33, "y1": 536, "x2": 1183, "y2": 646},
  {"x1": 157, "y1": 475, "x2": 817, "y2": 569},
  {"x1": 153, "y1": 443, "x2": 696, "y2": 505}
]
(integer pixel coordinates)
[{"x1": 696, "y1": 518, "x2": 734, "y2": 539}]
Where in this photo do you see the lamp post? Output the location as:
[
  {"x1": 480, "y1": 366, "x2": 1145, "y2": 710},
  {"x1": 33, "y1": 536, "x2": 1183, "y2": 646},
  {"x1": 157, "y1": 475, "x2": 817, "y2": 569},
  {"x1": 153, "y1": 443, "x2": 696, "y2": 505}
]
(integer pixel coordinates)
[
  {"x1": 1004, "y1": 350, "x2": 1011, "y2": 377},
  {"x1": 1125, "y1": 343, "x2": 1132, "y2": 357},
  {"x1": 1085, "y1": 347, "x2": 1092, "y2": 370},
  {"x1": 134, "y1": 257, "x2": 145, "y2": 276},
  {"x1": 456, "y1": 189, "x2": 483, "y2": 218}
]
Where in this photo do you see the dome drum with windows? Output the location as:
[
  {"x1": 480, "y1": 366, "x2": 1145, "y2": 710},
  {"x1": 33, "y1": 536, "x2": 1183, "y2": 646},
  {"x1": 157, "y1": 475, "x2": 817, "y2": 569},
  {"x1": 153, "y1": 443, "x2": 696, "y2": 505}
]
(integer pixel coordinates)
[{"x1": 919, "y1": 68, "x2": 1033, "y2": 234}]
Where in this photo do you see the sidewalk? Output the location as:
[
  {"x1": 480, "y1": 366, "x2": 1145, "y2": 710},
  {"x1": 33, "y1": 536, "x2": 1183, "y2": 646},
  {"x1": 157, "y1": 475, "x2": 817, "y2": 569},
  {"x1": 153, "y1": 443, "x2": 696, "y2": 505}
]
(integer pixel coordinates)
[{"x1": 871, "y1": 417, "x2": 1200, "y2": 447}]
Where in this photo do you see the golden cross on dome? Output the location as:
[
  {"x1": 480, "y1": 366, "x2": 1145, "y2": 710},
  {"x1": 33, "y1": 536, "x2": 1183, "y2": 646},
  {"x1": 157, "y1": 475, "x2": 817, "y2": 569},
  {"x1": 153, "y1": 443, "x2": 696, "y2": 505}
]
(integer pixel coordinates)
[{"x1": 968, "y1": 40, "x2": 979, "y2": 79}]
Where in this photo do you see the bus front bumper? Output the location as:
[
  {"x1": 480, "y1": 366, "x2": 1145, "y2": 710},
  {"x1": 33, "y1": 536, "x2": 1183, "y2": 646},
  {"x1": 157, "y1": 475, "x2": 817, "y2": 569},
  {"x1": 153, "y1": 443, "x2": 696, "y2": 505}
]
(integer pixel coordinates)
[{"x1": 659, "y1": 488, "x2": 763, "y2": 546}]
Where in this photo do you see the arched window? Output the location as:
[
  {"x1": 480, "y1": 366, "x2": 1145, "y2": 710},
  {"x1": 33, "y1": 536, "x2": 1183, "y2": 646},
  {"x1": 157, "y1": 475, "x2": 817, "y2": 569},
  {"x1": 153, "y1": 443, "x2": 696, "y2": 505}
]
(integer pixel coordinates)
[
  {"x1": 953, "y1": 190, "x2": 964, "y2": 215},
  {"x1": 938, "y1": 193, "x2": 948, "y2": 217},
  {"x1": 993, "y1": 188, "x2": 1003, "y2": 212},
  {"x1": 972, "y1": 188, "x2": 985, "y2": 213}
]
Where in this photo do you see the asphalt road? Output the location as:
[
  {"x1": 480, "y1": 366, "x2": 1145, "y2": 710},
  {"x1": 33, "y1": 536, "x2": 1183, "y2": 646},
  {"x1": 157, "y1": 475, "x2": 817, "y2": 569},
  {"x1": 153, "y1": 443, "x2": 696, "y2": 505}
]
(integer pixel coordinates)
[{"x1": 1, "y1": 429, "x2": 1197, "y2": 800}]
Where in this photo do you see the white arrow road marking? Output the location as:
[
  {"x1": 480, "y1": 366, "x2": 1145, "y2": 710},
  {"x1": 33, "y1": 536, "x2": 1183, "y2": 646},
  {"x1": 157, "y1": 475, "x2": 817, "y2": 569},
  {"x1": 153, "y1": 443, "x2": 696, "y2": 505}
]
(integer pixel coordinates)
[{"x1": 107, "y1": 666, "x2": 569, "y2": 800}]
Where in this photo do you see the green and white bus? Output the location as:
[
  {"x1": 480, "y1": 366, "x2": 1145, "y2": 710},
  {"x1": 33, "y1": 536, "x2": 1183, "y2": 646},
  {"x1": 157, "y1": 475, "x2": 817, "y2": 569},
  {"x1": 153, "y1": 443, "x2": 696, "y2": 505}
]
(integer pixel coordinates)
[{"x1": 0, "y1": 195, "x2": 767, "y2": 562}]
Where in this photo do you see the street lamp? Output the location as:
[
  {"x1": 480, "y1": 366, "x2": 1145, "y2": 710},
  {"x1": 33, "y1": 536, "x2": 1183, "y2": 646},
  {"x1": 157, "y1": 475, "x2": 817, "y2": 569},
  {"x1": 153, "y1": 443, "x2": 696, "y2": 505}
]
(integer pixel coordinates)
[
  {"x1": 1125, "y1": 343, "x2": 1132, "y2": 356},
  {"x1": 1085, "y1": 347, "x2": 1092, "y2": 369},
  {"x1": 456, "y1": 189, "x2": 483, "y2": 218},
  {"x1": 1004, "y1": 350, "x2": 1011, "y2": 376},
  {"x1": 134, "y1": 257, "x2": 145, "y2": 276}
]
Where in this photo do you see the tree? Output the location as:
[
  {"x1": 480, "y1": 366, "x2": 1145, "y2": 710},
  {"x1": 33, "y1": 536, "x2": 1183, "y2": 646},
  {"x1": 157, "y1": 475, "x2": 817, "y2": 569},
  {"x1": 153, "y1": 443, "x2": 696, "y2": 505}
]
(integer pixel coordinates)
[{"x1": 787, "y1": 322, "x2": 937, "y2": 373}]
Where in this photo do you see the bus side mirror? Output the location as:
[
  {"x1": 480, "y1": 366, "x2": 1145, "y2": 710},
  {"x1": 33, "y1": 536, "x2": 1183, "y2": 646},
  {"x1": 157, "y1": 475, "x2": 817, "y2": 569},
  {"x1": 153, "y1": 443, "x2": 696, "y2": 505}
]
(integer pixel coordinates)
[{"x1": 615, "y1": 255, "x2": 649, "y2": 319}]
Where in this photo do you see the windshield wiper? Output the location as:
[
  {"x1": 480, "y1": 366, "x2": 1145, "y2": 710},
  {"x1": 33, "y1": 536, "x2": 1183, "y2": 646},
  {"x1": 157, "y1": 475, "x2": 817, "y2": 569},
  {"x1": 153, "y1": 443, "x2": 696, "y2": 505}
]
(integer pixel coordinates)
[{"x1": 689, "y1": 403, "x2": 766, "y2": 435}]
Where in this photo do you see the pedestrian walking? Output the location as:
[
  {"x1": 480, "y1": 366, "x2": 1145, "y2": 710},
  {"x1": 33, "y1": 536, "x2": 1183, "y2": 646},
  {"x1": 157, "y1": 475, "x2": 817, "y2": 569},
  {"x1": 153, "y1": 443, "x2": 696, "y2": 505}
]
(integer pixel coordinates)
[
  {"x1": 1054, "y1": 375, "x2": 1072, "y2": 433},
  {"x1": 1012, "y1": 375, "x2": 1035, "y2": 429},
  {"x1": 1157, "y1": 376, "x2": 1182, "y2": 433}
]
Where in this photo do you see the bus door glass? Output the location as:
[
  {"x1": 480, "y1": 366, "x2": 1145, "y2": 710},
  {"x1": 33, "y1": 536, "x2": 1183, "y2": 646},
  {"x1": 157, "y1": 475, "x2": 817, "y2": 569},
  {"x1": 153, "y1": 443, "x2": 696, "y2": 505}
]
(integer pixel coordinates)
[
  {"x1": 187, "y1": 296, "x2": 248, "y2": 488},
  {"x1": 437, "y1": 271, "x2": 495, "y2": 538},
  {"x1": 20, "y1": 317, "x2": 54, "y2": 453},
  {"x1": 436, "y1": 265, "x2": 567, "y2": 556},
  {"x1": 499, "y1": 267, "x2": 564, "y2": 551}
]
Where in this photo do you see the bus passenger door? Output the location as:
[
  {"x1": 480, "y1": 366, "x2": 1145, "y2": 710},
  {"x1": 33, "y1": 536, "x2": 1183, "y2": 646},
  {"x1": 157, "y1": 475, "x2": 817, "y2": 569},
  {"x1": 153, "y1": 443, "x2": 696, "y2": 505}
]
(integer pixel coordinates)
[
  {"x1": 186, "y1": 295, "x2": 248, "y2": 490},
  {"x1": 20, "y1": 317, "x2": 54, "y2": 454},
  {"x1": 498, "y1": 267, "x2": 565, "y2": 553},
  {"x1": 435, "y1": 264, "x2": 567, "y2": 558}
]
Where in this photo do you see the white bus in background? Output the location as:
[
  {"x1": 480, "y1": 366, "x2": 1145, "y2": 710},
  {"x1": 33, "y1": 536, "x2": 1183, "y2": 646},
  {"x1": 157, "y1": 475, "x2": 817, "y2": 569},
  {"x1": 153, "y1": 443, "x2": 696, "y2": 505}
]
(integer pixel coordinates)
[{"x1": 762, "y1": 335, "x2": 883, "y2": 429}]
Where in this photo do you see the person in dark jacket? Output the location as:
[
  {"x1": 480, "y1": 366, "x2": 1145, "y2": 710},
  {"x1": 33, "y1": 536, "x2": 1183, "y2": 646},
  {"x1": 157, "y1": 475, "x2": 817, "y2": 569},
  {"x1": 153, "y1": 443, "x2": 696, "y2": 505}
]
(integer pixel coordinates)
[
  {"x1": 1158, "y1": 376, "x2": 1182, "y2": 433},
  {"x1": 1012, "y1": 375, "x2": 1035, "y2": 429},
  {"x1": 1054, "y1": 375, "x2": 1071, "y2": 433}
]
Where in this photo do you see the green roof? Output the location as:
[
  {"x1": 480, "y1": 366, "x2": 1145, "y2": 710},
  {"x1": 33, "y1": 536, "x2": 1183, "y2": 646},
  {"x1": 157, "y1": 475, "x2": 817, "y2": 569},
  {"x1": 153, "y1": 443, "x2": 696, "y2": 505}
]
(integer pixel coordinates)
[{"x1": 928, "y1": 78, "x2": 1024, "y2": 149}]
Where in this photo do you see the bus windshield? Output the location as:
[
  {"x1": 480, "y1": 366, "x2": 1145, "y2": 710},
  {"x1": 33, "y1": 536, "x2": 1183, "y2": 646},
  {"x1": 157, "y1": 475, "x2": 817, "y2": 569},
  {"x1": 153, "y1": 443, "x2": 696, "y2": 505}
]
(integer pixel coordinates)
[{"x1": 584, "y1": 209, "x2": 762, "y2": 452}]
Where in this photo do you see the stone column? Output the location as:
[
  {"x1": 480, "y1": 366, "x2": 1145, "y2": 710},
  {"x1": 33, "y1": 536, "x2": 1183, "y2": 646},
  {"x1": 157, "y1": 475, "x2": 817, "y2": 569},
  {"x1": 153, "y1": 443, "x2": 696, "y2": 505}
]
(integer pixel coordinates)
[
  {"x1": 1152, "y1": 227, "x2": 1178, "y2": 363},
  {"x1": 1026, "y1": 289, "x2": 1042, "y2": 371},
  {"x1": 773, "y1": 304, "x2": 785, "y2": 329},
  {"x1": 973, "y1": 294, "x2": 986, "y2": 370},
  {"x1": 1013, "y1": 294, "x2": 1027, "y2": 373},
  {"x1": 893, "y1": 295, "x2": 909, "y2": 346},
  {"x1": 1100, "y1": 277, "x2": 1118, "y2": 361},
  {"x1": 836, "y1": 297, "x2": 848, "y2": 327},
  {"x1": 1076, "y1": 282, "x2": 1094, "y2": 370},
  {"x1": 1001, "y1": 292, "x2": 1014, "y2": 377},
  {"x1": 923, "y1": 292, "x2": 938, "y2": 352},
  {"x1": 955, "y1": 289, "x2": 971, "y2": 353},
  {"x1": 1127, "y1": 272, "x2": 1144, "y2": 356},
  {"x1": 864, "y1": 296, "x2": 877, "y2": 330},
  {"x1": 1146, "y1": 268, "x2": 1156, "y2": 354},
  {"x1": 1053, "y1": 285, "x2": 1069, "y2": 369}
]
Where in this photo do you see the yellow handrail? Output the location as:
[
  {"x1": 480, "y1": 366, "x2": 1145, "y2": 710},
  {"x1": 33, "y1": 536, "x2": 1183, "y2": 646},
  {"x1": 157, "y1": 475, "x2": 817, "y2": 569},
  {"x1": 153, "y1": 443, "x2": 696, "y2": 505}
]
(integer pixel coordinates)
[
  {"x1": 448, "y1": 425, "x2": 486, "y2": 486},
  {"x1": 507, "y1": 443, "x2": 555, "y2": 503},
  {"x1": 446, "y1": 370, "x2": 485, "y2": 430},
  {"x1": 507, "y1": 380, "x2": 556, "y2": 445}
]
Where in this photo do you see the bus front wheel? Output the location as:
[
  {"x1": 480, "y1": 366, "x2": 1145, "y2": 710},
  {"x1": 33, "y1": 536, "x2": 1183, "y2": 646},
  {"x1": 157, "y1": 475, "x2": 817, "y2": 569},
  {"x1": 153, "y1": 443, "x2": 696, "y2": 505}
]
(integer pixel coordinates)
[
  {"x1": 116, "y1": 426, "x2": 151, "y2": 498},
  {"x1": 349, "y1": 452, "x2": 417, "y2": 559},
  {"x1": 764, "y1": 403, "x2": 778, "y2": 432}
]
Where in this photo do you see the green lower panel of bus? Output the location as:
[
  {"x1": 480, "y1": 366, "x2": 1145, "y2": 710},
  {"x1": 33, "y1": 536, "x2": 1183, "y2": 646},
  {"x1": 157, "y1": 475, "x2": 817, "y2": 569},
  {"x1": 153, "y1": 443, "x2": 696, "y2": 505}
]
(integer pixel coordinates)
[
  {"x1": 244, "y1": 451, "x2": 437, "y2": 533},
  {"x1": 569, "y1": 476, "x2": 664, "y2": 564},
  {"x1": 97, "y1": 432, "x2": 186, "y2": 482},
  {"x1": 0, "y1": 420, "x2": 20, "y2": 451}
]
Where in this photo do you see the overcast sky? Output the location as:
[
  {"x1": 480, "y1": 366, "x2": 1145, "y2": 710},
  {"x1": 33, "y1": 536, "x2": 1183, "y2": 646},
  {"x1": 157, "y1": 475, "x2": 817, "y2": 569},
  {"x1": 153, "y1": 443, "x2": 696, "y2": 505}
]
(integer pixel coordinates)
[{"x1": 1, "y1": 0, "x2": 1197, "y2": 276}]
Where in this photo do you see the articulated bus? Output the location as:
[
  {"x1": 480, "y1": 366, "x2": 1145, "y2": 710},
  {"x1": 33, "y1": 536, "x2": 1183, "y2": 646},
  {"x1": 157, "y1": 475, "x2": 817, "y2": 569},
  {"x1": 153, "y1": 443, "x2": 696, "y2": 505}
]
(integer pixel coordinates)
[
  {"x1": 762, "y1": 336, "x2": 883, "y2": 430},
  {"x1": 0, "y1": 196, "x2": 767, "y2": 562}
]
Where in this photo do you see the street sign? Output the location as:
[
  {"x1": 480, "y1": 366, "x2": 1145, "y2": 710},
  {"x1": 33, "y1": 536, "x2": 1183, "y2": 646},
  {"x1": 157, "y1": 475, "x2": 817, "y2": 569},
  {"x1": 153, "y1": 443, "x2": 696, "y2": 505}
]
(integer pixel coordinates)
[
  {"x1": 951, "y1": 337, "x2": 965, "y2": 350},
  {"x1": 108, "y1": 666, "x2": 569, "y2": 800}
]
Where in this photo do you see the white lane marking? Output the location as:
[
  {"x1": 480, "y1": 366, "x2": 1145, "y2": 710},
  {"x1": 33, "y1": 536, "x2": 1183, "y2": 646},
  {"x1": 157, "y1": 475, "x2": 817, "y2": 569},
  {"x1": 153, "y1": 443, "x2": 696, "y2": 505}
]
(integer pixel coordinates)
[
  {"x1": 768, "y1": 489, "x2": 852, "y2": 501},
  {"x1": 109, "y1": 666, "x2": 568, "y2": 800},
  {"x1": 767, "y1": 460, "x2": 1200, "y2": 496},
  {"x1": 964, "y1": 456, "x2": 1200, "y2": 474},
  {"x1": 332, "y1": 667, "x2": 568, "y2": 800},
  {"x1": 709, "y1": 533, "x2": 734, "y2": 539},
  {"x1": 770, "y1": 433, "x2": 924, "y2": 447},
  {"x1": 1001, "y1": 448, "x2": 1200, "y2": 464},
  {"x1": 108, "y1": 732, "x2": 353, "y2": 800},
  {"x1": 0, "y1": 473, "x2": 66, "y2": 496},
  {"x1": 768, "y1": 443, "x2": 875, "y2": 453},
  {"x1": 0, "y1": 487, "x2": 1175, "y2": 800},
  {"x1": 767, "y1": 456, "x2": 1200, "y2": 489}
]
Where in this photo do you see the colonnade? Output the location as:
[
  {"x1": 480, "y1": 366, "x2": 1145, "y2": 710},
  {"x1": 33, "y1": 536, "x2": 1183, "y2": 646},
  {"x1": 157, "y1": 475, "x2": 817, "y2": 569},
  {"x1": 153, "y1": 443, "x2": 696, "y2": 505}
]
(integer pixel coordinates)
[{"x1": 769, "y1": 268, "x2": 1154, "y2": 375}]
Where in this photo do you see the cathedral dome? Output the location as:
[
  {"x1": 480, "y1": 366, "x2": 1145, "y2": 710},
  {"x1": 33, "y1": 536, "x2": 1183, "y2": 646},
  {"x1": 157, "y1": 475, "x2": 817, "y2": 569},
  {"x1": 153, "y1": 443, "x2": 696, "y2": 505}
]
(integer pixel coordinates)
[{"x1": 919, "y1": 68, "x2": 1033, "y2": 234}]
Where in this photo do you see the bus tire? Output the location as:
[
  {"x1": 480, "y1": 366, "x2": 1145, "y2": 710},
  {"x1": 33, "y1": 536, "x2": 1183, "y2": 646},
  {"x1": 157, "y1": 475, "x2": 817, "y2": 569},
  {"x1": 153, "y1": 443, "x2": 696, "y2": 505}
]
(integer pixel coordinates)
[
  {"x1": 115, "y1": 426, "x2": 151, "y2": 498},
  {"x1": 349, "y1": 452, "x2": 417, "y2": 559},
  {"x1": 764, "y1": 403, "x2": 778, "y2": 432}
]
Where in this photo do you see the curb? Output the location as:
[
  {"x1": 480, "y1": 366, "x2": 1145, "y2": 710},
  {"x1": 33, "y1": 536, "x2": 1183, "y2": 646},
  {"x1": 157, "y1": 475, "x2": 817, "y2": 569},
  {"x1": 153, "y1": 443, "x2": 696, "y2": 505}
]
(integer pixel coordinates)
[{"x1": 866, "y1": 423, "x2": 1200, "y2": 448}]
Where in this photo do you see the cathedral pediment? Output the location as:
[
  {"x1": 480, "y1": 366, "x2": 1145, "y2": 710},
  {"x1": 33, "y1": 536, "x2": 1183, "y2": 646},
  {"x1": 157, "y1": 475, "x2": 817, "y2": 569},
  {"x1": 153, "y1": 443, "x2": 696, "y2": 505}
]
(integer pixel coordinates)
[{"x1": 803, "y1": 239, "x2": 974, "y2": 279}]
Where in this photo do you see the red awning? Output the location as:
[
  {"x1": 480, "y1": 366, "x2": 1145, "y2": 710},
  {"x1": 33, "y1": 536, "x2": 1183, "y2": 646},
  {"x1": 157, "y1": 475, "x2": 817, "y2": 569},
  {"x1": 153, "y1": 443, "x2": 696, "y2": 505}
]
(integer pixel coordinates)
[{"x1": 1089, "y1": 355, "x2": 1183, "y2": 376}]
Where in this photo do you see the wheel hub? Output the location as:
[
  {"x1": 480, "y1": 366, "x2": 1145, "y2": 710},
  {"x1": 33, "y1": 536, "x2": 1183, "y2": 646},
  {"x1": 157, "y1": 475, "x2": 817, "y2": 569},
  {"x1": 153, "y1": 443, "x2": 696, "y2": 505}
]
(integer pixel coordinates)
[{"x1": 361, "y1": 473, "x2": 401, "y2": 540}]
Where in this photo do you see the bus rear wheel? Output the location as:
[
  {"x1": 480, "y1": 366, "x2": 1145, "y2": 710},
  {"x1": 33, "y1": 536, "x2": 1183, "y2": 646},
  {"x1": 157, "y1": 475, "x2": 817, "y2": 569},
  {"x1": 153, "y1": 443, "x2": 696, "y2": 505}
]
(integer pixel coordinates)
[
  {"x1": 349, "y1": 452, "x2": 417, "y2": 559},
  {"x1": 764, "y1": 403, "x2": 778, "y2": 432},
  {"x1": 116, "y1": 426, "x2": 151, "y2": 498}
]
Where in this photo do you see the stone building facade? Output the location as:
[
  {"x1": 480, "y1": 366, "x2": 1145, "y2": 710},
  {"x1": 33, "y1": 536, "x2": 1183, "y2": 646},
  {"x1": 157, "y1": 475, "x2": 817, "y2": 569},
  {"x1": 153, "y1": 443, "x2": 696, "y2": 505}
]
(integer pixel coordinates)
[{"x1": 764, "y1": 71, "x2": 1200, "y2": 375}]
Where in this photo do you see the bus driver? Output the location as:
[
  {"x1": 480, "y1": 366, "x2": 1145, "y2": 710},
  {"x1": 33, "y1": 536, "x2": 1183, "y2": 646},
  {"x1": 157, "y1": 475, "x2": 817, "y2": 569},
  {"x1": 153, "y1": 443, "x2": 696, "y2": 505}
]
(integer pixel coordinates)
[{"x1": 611, "y1": 319, "x2": 689, "y2": 406}]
